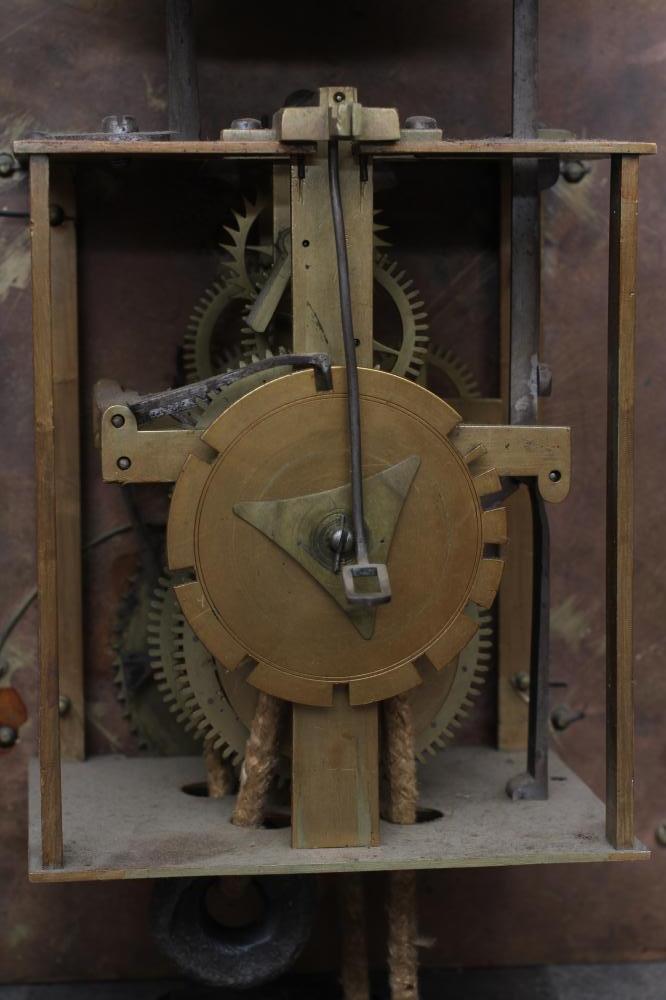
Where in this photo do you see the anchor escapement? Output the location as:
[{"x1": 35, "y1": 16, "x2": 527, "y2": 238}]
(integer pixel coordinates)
[{"x1": 167, "y1": 366, "x2": 506, "y2": 708}]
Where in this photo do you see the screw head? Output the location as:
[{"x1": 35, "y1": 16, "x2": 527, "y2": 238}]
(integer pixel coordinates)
[
  {"x1": 230, "y1": 117, "x2": 262, "y2": 130},
  {"x1": 58, "y1": 694, "x2": 71, "y2": 717},
  {"x1": 111, "y1": 413, "x2": 125, "y2": 428},
  {"x1": 117, "y1": 456, "x2": 131, "y2": 471},
  {"x1": 549, "y1": 470, "x2": 562, "y2": 483},
  {"x1": 102, "y1": 114, "x2": 138, "y2": 135},
  {"x1": 0, "y1": 725, "x2": 17, "y2": 749},
  {"x1": 333, "y1": 91, "x2": 346, "y2": 103},
  {"x1": 404, "y1": 115, "x2": 438, "y2": 131},
  {"x1": 512, "y1": 671, "x2": 530, "y2": 693},
  {"x1": 328, "y1": 526, "x2": 355, "y2": 557}
]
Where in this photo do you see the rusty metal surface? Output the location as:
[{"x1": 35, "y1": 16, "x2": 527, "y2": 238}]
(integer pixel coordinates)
[{"x1": 0, "y1": 0, "x2": 665, "y2": 984}]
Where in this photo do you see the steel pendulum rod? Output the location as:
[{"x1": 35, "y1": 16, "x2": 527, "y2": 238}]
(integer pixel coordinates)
[{"x1": 327, "y1": 139, "x2": 391, "y2": 607}]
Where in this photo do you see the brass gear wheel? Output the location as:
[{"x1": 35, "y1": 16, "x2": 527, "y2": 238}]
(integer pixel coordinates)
[
  {"x1": 412, "y1": 606, "x2": 492, "y2": 761},
  {"x1": 246, "y1": 248, "x2": 429, "y2": 381},
  {"x1": 148, "y1": 574, "x2": 208, "y2": 737},
  {"x1": 150, "y1": 579, "x2": 251, "y2": 763},
  {"x1": 182, "y1": 195, "x2": 272, "y2": 383},
  {"x1": 149, "y1": 570, "x2": 493, "y2": 764},
  {"x1": 426, "y1": 343, "x2": 481, "y2": 398},
  {"x1": 183, "y1": 196, "x2": 429, "y2": 382},
  {"x1": 371, "y1": 250, "x2": 429, "y2": 379},
  {"x1": 168, "y1": 368, "x2": 505, "y2": 708},
  {"x1": 112, "y1": 564, "x2": 197, "y2": 755},
  {"x1": 219, "y1": 193, "x2": 272, "y2": 293}
]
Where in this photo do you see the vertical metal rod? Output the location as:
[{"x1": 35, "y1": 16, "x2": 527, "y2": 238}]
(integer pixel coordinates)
[
  {"x1": 606, "y1": 154, "x2": 638, "y2": 849},
  {"x1": 525, "y1": 480, "x2": 549, "y2": 785},
  {"x1": 506, "y1": 0, "x2": 549, "y2": 800},
  {"x1": 327, "y1": 140, "x2": 366, "y2": 562},
  {"x1": 512, "y1": 0, "x2": 539, "y2": 138},
  {"x1": 509, "y1": 159, "x2": 541, "y2": 426},
  {"x1": 30, "y1": 156, "x2": 64, "y2": 867},
  {"x1": 166, "y1": 0, "x2": 200, "y2": 140},
  {"x1": 510, "y1": 0, "x2": 540, "y2": 426}
]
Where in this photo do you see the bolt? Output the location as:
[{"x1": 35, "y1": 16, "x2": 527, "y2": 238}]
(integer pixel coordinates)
[
  {"x1": 551, "y1": 704, "x2": 585, "y2": 731},
  {"x1": 0, "y1": 153, "x2": 16, "y2": 177},
  {"x1": 58, "y1": 694, "x2": 71, "y2": 717},
  {"x1": 561, "y1": 159, "x2": 590, "y2": 184},
  {"x1": 230, "y1": 117, "x2": 262, "y2": 130},
  {"x1": 512, "y1": 672, "x2": 530, "y2": 693},
  {"x1": 117, "y1": 456, "x2": 131, "y2": 471},
  {"x1": 0, "y1": 725, "x2": 17, "y2": 749},
  {"x1": 549, "y1": 469, "x2": 561, "y2": 483},
  {"x1": 404, "y1": 115, "x2": 438, "y2": 131},
  {"x1": 102, "y1": 114, "x2": 138, "y2": 136},
  {"x1": 656, "y1": 823, "x2": 666, "y2": 847},
  {"x1": 333, "y1": 92, "x2": 346, "y2": 103},
  {"x1": 111, "y1": 413, "x2": 125, "y2": 428}
]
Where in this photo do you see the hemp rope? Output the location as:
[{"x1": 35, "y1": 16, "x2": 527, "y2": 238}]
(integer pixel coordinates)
[
  {"x1": 339, "y1": 873, "x2": 371, "y2": 1000},
  {"x1": 203, "y1": 740, "x2": 235, "y2": 799},
  {"x1": 384, "y1": 694, "x2": 419, "y2": 1000},
  {"x1": 231, "y1": 691, "x2": 284, "y2": 828}
]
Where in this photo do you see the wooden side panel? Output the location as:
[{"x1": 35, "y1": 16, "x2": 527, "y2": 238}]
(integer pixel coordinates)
[
  {"x1": 51, "y1": 165, "x2": 84, "y2": 760},
  {"x1": 30, "y1": 156, "x2": 63, "y2": 868},
  {"x1": 292, "y1": 692, "x2": 380, "y2": 849},
  {"x1": 606, "y1": 154, "x2": 638, "y2": 849}
]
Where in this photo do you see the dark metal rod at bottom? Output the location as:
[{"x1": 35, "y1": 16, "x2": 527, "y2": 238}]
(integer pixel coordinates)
[{"x1": 506, "y1": 477, "x2": 549, "y2": 800}]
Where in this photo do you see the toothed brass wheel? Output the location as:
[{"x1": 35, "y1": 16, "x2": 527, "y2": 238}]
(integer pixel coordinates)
[
  {"x1": 168, "y1": 368, "x2": 505, "y2": 708},
  {"x1": 150, "y1": 567, "x2": 494, "y2": 765},
  {"x1": 427, "y1": 343, "x2": 482, "y2": 399},
  {"x1": 112, "y1": 564, "x2": 197, "y2": 756},
  {"x1": 184, "y1": 195, "x2": 430, "y2": 383}
]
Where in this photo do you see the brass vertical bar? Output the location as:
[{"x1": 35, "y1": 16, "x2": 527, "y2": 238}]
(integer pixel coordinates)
[
  {"x1": 30, "y1": 155, "x2": 63, "y2": 868},
  {"x1": 606, "y1": 153, "x2": 638, "y2": 849},
  {"x1": 292, "y1": 693, "x2": 379, "y2": 849},
  {"x1": 51, "y1": 165, "x2": 84, "y2": 760}
]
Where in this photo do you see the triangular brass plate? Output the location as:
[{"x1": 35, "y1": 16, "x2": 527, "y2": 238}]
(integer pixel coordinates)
[{"x1": 233, "y1": 455, "x2": 420, "y2": 638}]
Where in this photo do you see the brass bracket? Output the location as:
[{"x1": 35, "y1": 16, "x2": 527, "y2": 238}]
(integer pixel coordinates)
[
  {"x1": 450, "y1": 424, "x2": 571, "y2": 503},
  {"x1": 273, "y1": 86, "x2": 400, "y2": 143},
  {"x1": 100, "y1": 404, "x2": 213, "y2": 483},
  {"x1": 102, "y1": 410, "x2": 571, "y2": 502}
]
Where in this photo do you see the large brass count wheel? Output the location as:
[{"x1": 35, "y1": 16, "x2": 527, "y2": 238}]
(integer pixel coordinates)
[{"x1": 167, "y1": 367, "x2": 505, "y2": 707}]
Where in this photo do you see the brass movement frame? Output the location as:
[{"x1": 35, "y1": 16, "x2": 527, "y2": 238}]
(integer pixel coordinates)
[{"x1": 25, "y1": 138, "x2": 651, "y2": 870}]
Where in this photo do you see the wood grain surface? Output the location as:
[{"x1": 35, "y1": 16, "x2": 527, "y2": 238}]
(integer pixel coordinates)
[{"x1": 0, "y1": 0, "x2": 664, "y2": 984}]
